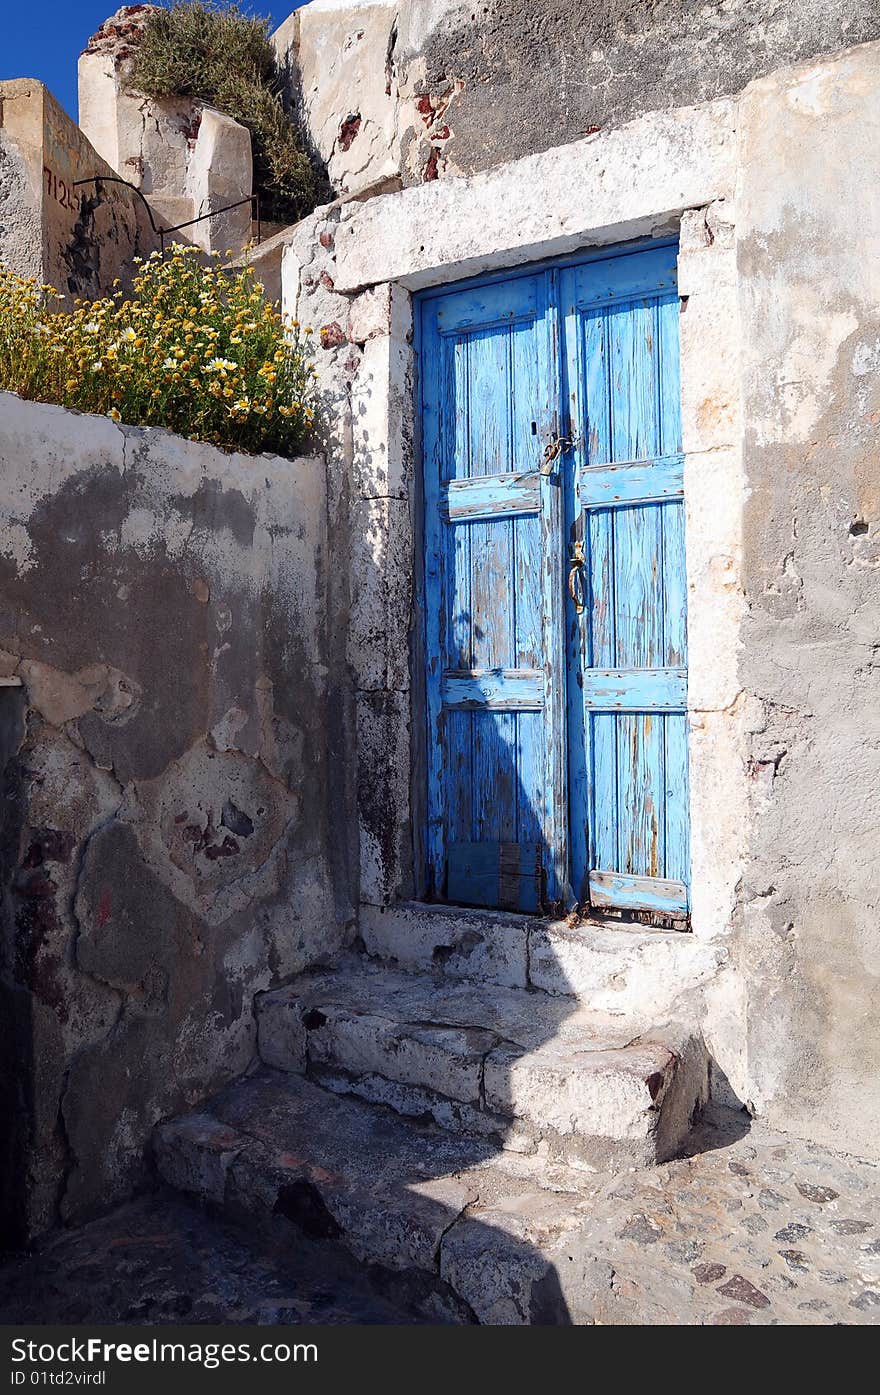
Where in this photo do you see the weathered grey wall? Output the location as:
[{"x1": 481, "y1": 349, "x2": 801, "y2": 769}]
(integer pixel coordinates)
[
  {"x1": 276, "y1": 0, "x2": 880, "y2": 196},
  {"x1": 0, "y1": 79, "x2": 160, "y2": 300},
  {"x1": 731, "y1": 44, "x2": 880, "y2": 1155},
  {"x1": 0, "y1": 395, "x2": 344, "y2": 1243}
]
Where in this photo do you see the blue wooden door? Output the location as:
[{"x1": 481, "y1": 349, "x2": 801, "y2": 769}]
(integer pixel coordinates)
[
  {"x1": 419, "y1": 243, "x2": 688, "y2": 919},
  {"x1": 420, "y1": 273, "x2": 567, "y2": 911},
  {"x1": 561, "y1": 246, "x2": 689, "y2": 917}
]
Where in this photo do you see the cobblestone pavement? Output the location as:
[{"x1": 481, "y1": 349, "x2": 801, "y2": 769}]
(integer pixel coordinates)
[
  {"x1": 579, "y1": 1107, "x2": 880, "y2": 1324},
  {"x1": 0, "y1": 1109, "x2": 877, "y2": 1325},
  {"x1": 0, "y1": 1190, "x2": 415, "y2": 1325}
]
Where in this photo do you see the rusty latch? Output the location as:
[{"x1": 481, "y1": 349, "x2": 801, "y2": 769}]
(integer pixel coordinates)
[{"x1": 540, "y1": 433, "x2": 572, "y2": 475}]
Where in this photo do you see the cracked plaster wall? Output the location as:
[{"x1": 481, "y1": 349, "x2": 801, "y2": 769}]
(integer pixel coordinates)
[
  {"x1": 0, "y1": 395, "x2": 344, "y2": 1243},
  {"x1": 717, "y1": 44, "x2": 880, "y2": 1156},
  {"x1": 274, "y1": 0, "x2": 880, "y2": 199}
]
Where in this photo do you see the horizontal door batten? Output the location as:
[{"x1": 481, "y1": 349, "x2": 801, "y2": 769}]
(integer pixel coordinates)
[
  {"x1": 580, "y1": 454, "x2": 683, "y2": 509},
  {"x1": 441, "y1": 471, "x2": 541, "y2": 521},
  {"x1": 442, "y1": 668, "x2": 545, "y2": 710},
  {"x1": 582, "y1": 667, "x2": 687, "y2": 710},
  {"x1": 589, "y1": 869, "x2": 689, "y2": 915}
]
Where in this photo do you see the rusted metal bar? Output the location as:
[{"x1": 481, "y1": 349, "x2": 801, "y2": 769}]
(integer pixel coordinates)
[{"x1": 73, "y1": 176, "x2": 264, "y2": 250}]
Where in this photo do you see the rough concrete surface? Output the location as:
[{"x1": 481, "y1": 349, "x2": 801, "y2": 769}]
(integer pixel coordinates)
[
  {"x1": 154, "y1": 1068, "x2": 880, "y2": 1325},
  {"x1": 0, "y1": 1189, "x2": 414, "y2": 1324},
  {"x1": 78, "y1": 9, "x2": 255, "y2": 257},
  {"x1": 275, "y1": 0, "x2": 880, "y2": 195},
  {"x1": 256, "y1": 953, "x2": 710, "y2": 1169},
  {"x1": 729, "y1": 40, "x2": 880, "y2": 1156},
  {"x1": 0, "y1": 78, "x2": 160, "y2": 297},
  {"x1": 0, "y1": 395, "x2": 344, "y2": 1245}
]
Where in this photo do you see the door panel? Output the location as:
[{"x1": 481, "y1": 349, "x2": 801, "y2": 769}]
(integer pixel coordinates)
[
  {"x1": 419, "y1": 244, "x2": 688, "y2": 920},
  {"x1": 561, "y1": 247, "x2": 689, "y2": 917},
  {"x1": 420, "y1": 273, "x2": 565, "y2": 912}
]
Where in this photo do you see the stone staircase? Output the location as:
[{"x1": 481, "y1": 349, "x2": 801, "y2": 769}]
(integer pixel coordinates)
[{"x1": 154, "y1": 907, "x2": 725, "y2": 1323}]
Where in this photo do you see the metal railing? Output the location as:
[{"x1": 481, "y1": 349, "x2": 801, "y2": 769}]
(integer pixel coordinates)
[{"x1": 72, "y1": 174, "x2": 262, "y2": 254}]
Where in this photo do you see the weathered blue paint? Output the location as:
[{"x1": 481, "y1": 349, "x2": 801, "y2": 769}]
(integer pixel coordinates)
[
  {"x1": 580, "y1": 454, "x2": 683, "y2": 508},
  {"x1": 447, "y1": 841, "x2": 543, "y2": 913},
  {"x1": 562, "y1": 245, "x2": 689, "y2": 915},
  {"x1": 418, "y1": 241, "x2": 689, "y2": 918},
  {"x1": 581, "y1": 668, "x2": 687, "y2": 712},
  {"x1": 441, "y1": 471, "x2": 542, "y2": 521},
  {"x1": 420, "y1": 270, "x2": 562, "y2": 912},
  {"x1": 589, "y1": 870, "x2": 688, "y2": 914},
  {"x1": 442, "y1": 669, "x2": 545, "y2": 710}
]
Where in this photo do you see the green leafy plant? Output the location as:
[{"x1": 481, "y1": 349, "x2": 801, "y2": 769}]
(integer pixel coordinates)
[
  {"x1": 129, "y1": 0, "x2": 319, "y2": 224},
  {"x1": 0, "y1": 246, "x2": 316, "y2": 456}
]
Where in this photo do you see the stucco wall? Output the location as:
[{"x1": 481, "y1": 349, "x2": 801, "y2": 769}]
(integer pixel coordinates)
[
  {"x1": 726, "y1": 44, "x2": 880, "y2": 1154},
  {"x1": 0, "y1": 395, "x2": 342, "y2": 1243},
  {"x1": 275, "y1": 0, "x2": 880, "y2": 197}
]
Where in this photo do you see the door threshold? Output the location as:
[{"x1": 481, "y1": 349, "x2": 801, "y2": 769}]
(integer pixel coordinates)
[{"x1": 378, "y1": 899, "x2": 690, "y2": 938}]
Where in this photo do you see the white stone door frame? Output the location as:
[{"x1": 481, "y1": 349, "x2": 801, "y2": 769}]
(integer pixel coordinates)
[{"x1": 285, "y1": 93, "x2": 747, "y2": 947}]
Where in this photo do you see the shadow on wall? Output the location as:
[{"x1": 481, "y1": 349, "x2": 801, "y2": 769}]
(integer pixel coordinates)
[
  {"x1": 0, "y1": 403, "x2": 344, "y2": 1250},
  {"x1": 0, "y1": 686, "x2": 31, "y2": 1245}
]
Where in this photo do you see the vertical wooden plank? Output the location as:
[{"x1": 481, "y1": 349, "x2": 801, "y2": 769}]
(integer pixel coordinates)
[
  {"x1": 609, "y1": 298, "x2": 659, "y2": 462},
  {"x1": 511, "y1": 308, "x2": 545, "y2": 849},
  {"x1": 607, "y1": 302, "x2": 663, "y2": 669},
  {"x1": 662, "y1": 499, "x2": 687, "y2": 668},
  {"x1": 468, "y1": 325, "x2": 513, "y2": 674},
  {"x1": 582, "y1": 288, "x2": 616, "y2": 882},
  {"x1": 448, "y1": 334, "x2": 471, "y2": 482},
  {"x1": 618, "y1": 711, "x2": 665, "y2": 879},
  {"x1": 663, "y1": 711, "x2": 689, "y2": 888},
  {"x1": 540, "y1": 268, "x2": 567, "y2": 901},
  {"x1": 582, "y1": 303, "x2": 612, "y2": 467},
  {"x1": 421, "y1": 308, "x2": 448, "y2": 893},
  {"x1": 515, "y1": 712, "x2": 542, "y2": 844},
  {"x1": 467, "y1": 322, "x2": 517, "y2": 847},
  {"x1": 613, "y1": 503, "x2": 664, "y2": 669},
  {"x1": 472, "y1": 711, "x2": 518, "y2": 842},
  {"x1": 657, "y1": 293, "x2": 688, "y2": 887},
  {"x1": 590, "y1": 711, "x2": 619, "y2": 875},
  {"x1": 657, "y1": 293, "x2": 683, "y2": 457},
  {"x1": 446, "y1": 709, "x2": 474, "y2": 851}
]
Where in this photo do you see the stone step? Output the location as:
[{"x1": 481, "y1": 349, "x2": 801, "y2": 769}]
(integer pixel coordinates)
[
  {"x1": 153, "y1": 1067, "x2": 613, "y2": 1324},
  {"x1": 256, "y1": 956, "x2": 709, "y2": 1170},
  {"x1": 359, "y1": 901, "x2": 727, "y2": 1019}
]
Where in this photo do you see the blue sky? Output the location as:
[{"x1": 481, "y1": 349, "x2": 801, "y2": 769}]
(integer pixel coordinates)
[{"x1": 1, "y1": 2, "x2": 303, "y2": 120}]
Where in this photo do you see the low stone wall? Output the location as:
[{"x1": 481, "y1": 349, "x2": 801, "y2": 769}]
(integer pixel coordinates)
[
  {"x1": 0, "y1": 395, "x2": 344, "y2": 1244},
  {"x1": 0, "y1": 79, "x2": 160, "y2": 299}
]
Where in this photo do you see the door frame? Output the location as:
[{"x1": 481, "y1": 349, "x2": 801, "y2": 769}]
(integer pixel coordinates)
[
  {"x1": 312, "y1": 97, "x2": 746, "y2": 945},
  {"x1": 413, "y1": 237, "x2": 685, "y2": 917}
]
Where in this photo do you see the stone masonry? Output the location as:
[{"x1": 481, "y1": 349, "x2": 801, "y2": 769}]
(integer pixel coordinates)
[
  {"x1": 1, "y1": 0, "x2": 879, "y2": 1329},
  {"x1": 0, "y1": 396, "x2": 343, "y2": 1245}
]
